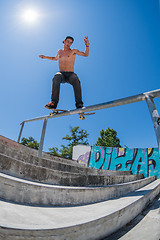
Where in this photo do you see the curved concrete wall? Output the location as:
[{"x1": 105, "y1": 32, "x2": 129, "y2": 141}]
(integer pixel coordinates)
[
  {"x1": 0, "y1": 173, "x2": 155, "y2": 206},
  {"x1": 0, "y1": 179, "x2": 159, "y2": 239}
]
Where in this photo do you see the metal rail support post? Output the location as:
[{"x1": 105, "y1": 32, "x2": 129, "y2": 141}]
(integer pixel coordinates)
[
  {"x1": 17, "y1": 122, "x2": 25, "y2": 143},
  {"x1": 38, "y1": 118, "x2": 48, "y2": 158},
  {"x1": 145, "y1": 95, "x2": 160, "y2": 152}
]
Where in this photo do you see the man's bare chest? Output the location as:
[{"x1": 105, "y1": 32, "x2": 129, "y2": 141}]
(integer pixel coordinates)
[{"x1": 59, "y1": 50, "x2": 75, "y2": 60}]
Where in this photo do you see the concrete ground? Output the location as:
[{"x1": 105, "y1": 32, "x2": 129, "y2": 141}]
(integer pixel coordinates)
[{"x1": 104, "y1": 193, "x2": 160, "y2": 240}]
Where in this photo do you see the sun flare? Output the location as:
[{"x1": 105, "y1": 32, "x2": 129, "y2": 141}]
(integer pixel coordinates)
[{"x1": 22, "y1": 9, "x2": 39, "y2": 23}]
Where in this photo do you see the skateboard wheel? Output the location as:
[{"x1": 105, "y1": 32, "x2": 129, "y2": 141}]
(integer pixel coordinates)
[
  {"x1": 79, "y1": 115, "x2": 82, "y2": 120},
  {"x1": 79, "y1": 115, "x2": 85, "y2": 120},
  {"x1": 50, "y1": 113, "x2": 53, "y2": 116}
]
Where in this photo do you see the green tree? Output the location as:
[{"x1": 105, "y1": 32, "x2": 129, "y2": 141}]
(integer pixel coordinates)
[
  {"x1": 48, "y1": 147, "x2": 60, "y2": 157},
  {"x1": 21, "y1": 137, "x2": 39, "y2": 150},
  {"x1": 49, "y1": 126, "x2": 89, "y2": 159},
  {"x1": 95, "y1": 127, "x2": 121, "y2": 147}
]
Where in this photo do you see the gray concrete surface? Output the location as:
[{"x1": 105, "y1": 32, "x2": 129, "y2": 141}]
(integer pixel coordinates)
[
  {"x1": 0, "y1": 172, "x2": 155, "y2": 206},
  {"x1": 104, "y1": 194, "x2": 160, "y2": 240},
  {"x1": 0, "y1": 179, "x2": 159, "y2": 239},
  {"x1": 0, "y1": 153, "x2": 143, "y2": 186},
  {"x1": 0, "y1": 135, "x2": 159, "y2": 240},
  {"x1": 0, "y1": 136, "x2": 132, "y2": 176}
]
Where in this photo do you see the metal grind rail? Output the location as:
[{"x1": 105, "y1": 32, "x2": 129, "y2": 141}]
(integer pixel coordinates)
[{"x1": 18, "y1": 89, "x2": 160, "y2": 158}]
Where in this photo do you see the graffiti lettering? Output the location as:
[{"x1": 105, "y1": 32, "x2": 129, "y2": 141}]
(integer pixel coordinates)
[{"x1": 77, "y1": 146, "x2": 160, "y2": 178}]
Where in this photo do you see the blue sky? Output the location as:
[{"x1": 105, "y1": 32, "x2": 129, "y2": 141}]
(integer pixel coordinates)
[{"x1": 1, "y1": 0, "x2": 160, "y2": 151}]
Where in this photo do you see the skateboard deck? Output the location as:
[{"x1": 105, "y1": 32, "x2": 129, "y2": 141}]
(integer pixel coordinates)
[{"x1": 45, "y1": 105, "x2": 95, "y2": 119}]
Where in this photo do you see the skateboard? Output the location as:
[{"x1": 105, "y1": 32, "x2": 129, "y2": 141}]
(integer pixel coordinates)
[{"x1": 45, "y1": 105, "x2": 95, "y2": 119}]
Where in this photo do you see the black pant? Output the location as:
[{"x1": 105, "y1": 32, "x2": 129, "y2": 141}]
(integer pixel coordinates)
[{"x1": 51, "y1": 71, "x2": 83, "y2": 108}]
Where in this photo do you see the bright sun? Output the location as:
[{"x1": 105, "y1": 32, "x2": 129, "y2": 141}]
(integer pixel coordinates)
[{"x1": 22, "y1": 9, "x2": 38, "y2": 23}]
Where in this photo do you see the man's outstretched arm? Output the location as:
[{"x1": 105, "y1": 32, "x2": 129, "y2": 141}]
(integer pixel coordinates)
[
  {"x1": 74, "y1": 36, "x2": 89, "y2": 57},
  {"x1": 39, "y1": 51, "x2": 59, "y2": 60}
]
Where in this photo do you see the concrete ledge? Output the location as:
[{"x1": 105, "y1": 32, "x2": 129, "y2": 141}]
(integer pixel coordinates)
[
  {"x1": 0, "y1": 140, "x2": 132, "y2": 176},
  {"x1": 106, "y1": 194, "x2": 160, "y2": 240},
  {"x1": 0, "y1": 179, "x2": 159, "y2": 239},
  {"x1": 0, "y1": 153, "x2": 143, "y2": 186},
  {"x1": 0, "y1": 173, "x2": 155, "y2": 206},
  {"x1": 0, "y1": 135, "x2": 80, "y2": 165}
]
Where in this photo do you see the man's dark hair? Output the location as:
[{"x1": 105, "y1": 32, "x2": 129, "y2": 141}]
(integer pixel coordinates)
[{"x1": 63, "y1": 36, "x2": 74, "y2": 43}]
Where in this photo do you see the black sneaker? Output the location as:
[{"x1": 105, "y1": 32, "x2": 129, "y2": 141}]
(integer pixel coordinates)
[
  {"x1": 45, "y1": 102, "x2": 57, "y2": 109},
  {"x1": 76, "y1": 104, "x2": 83, "y2": 109}
]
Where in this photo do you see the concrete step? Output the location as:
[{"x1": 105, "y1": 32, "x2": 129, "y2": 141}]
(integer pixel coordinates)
[
  {"x1": 0, "y1": 172, "x2": 155, "y2": 206},
  {"x1": 0, "y1": 139, "x2": 132, "y2": 176},
  {"x1": 0, "y1": 136, "x2": 81, "y2": 167},
  {"x1": 105, "y1": 194, "x2": 160, "y2": 240},
  {"x1": 0, "y1": 179, "x2": 159, "y2": 240},
  {"x1": 0, "y1": 153, "x2": 143, "y2": 186}
]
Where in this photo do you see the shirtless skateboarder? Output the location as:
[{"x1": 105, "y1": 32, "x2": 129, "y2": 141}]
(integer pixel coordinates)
[{"x1": 39, "y1": 36, "x2": 89, "y2": 109}]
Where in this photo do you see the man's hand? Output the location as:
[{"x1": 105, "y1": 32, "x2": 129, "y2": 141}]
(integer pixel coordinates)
[
  {"x1": 39, "y1": 55, "x2": 46, "y2": 59},
  {"x1": 84, "y1": 36, "x2": 89, "y2": 46}
]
